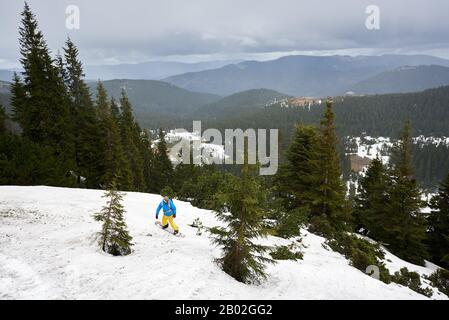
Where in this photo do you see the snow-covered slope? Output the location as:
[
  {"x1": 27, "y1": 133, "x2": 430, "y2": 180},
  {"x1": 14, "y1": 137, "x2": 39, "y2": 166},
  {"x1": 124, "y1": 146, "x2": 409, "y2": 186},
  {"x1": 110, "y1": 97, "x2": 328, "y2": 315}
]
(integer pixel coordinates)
[{"x1": 0, "y1": 186, "x2": 446, "y2": 300}]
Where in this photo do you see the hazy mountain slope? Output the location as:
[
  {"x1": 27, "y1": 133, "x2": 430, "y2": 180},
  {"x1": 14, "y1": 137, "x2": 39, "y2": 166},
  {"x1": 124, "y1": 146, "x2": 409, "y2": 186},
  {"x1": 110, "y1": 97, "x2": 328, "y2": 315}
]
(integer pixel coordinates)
[
  {"x1": 87, "y1": 79, "x2": 220, "y2": 122},
  {"x1": 194, "y1": 88, "x2": 290, "y2": 118},
  {"x1": 164, "y1": 54, "x2": 449, "y2": 96},
  {"x1": 1, "y1": 185, "x2": 445, "y2": 300},
  {"x1": 351, "y1": 65, "x2": 449, "y2": 94},
  {"x1": 0, "y1": 81, "x2": 11, "y2": 113},
  {"x1": 0, "y1": 70, "x2": 15, "y2": 82},
  {"x1": 85, "y1": 60, "x2": 240, "y2": 81}
]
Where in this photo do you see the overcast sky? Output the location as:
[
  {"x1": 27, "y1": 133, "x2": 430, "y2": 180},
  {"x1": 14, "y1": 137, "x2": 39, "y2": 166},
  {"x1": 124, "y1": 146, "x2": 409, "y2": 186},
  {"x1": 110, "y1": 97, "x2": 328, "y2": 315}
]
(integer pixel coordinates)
[{"x1": 1, "y1": 0, "x2": 449, "y2": 68}]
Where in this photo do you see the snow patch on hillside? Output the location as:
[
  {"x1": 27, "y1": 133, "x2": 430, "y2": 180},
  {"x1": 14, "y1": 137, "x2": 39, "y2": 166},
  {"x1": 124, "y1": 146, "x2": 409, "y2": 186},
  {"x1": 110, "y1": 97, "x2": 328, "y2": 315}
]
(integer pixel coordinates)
[
  {"x1": 0, "y1": 186, "x2": 446, "y2": 300},
  {"x1": 346, "y1": 135, "x2": 449, "y2": 166},
  {"x1": 155, "y1": 129, "x2": 227, "y2": 165}
]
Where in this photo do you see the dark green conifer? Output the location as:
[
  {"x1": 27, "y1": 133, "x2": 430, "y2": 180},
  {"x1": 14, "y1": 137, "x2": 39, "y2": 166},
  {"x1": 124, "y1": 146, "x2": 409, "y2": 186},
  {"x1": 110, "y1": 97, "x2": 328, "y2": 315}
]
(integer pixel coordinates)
[
  {"x1": 428, "y1": 172, "x2": 449, "y2": 268},
  {"x1": 95, "y1": 82, "x2": 132, "y2": 190},
  {"x1": 354, "y1": 157, "x2": 392, "y2": 240},
  {"x1": 210, "y1": 140, "x2": 274, "y2": 283},
  {"x1": 63, "y1": 38, "x2": 102, "y2": 187},
  {"x1": 93, "y1": 180, "x2": 133, "y2": 256},
  {"x1": 151, "y1": 128, "x2": 174, "y2": 193},
  {"x1": 386, "y1": 121, "x2": 428, "y2": 265},
  {"x1": 0, "y1": 104, "x2": 6, "y2": 134},
  {"x1": 11, "y1": 3, "x2": 75, "y2": 183},
  {"x1": 313, "y1": 100, "x2": 349, "y2": 235},
  {"x1": 118, "y1": 90, "x2": 146, "y2": 191}
]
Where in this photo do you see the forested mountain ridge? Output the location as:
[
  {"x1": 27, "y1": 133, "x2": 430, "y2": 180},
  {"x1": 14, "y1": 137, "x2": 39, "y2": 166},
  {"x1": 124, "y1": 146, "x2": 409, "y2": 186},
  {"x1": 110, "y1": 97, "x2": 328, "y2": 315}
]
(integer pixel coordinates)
[{"x1": 199, "y1": 85, "x2": 449, "y2": 138}]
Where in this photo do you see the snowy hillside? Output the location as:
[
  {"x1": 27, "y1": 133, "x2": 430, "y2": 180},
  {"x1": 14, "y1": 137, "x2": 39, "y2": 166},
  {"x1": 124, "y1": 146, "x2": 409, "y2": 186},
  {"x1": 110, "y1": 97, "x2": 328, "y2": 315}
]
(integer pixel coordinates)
[
  {"x1": 346, "y1": 135, "x2": 449, "y2": 163},
  {"x1": 0, "y1": 186, "x2": 447, "y2": 300},
  {"x1": 155, "y1": 129, "x2": 227, "y2": 165}
]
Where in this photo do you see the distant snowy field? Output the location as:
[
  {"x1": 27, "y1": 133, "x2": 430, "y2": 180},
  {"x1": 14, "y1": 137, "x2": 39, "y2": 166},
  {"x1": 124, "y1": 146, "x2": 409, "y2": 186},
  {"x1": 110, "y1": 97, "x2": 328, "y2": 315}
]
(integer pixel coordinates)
[{"x1": 0, "y1": 186, "x2": 447, "y2": 300}]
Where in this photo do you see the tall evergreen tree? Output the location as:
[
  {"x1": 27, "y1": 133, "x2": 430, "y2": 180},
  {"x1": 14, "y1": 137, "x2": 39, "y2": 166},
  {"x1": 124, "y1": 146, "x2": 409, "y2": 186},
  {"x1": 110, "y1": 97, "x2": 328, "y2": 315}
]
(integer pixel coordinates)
[
  {"x1": 93, "y1": 180, "x2": 133, "y2": 256},
  {"x1": 313, "y1": 100, "x2": 349, "y2": 234},
  {"x1": 354, "y1": 157, "x2": 392, "y2": 239},
  {"x1": 210, "y1": 139, "x2": 274, "y2": 283},
  {"x1": 139, "y1": 129, "x2": 154, "y2": 192},
  {"x1": 151, "y1": 128, "x2": 174, "y2": 193},
  {"x1": 0, "y1": 104, "x2": 6, "y2": 134},
  {"x1": 277, "y1": 124, "x2": 321, "y2": 212},
  {"x1": 428, "y1": 172, "x2": 449, "y2": 268},
  {"x1": 12, "y1": 3, "x2": 74, "y2": 158},
  {"x1": 110, "y1": 97, "x2": 121, "y2": 122},
  {"x1": 96, "y1": 82, "x2": 132, "y2": 190},
  {"x1": 118, "y1": 90, "x2": 146, "y2": 191},
  {"x1": 0, "y1": 134, "x2": 74, "y2": 186},
  {"x1": 386, "y1": 121, "x2": 428, "y2": 265},
  {"x1": 276, "y1": 101, "x2": 349, "y2": 237},
  {"x1": 63, "y1": 38, "x2": 102, "y2": 187}
]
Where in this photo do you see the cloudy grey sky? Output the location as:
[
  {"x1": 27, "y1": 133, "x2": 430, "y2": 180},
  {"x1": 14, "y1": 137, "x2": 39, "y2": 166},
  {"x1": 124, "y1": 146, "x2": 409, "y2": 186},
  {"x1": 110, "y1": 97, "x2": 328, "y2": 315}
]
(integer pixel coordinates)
[{"x1": 1, "y1": 0, "x2": 449, "y2": 68}]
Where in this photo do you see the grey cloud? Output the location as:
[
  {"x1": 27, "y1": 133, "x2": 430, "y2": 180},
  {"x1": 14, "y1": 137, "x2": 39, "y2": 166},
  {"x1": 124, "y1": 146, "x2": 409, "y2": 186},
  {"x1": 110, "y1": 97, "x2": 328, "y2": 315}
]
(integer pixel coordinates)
[{"x1": 0, "y1": 0, "x2": 448, "y2": 68}]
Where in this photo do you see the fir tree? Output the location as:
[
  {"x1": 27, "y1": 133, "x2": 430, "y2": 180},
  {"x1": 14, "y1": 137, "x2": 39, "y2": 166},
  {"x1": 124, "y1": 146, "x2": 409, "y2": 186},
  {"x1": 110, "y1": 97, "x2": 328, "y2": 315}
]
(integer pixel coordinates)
[
  {"x1": 386, "y1": 121, "x2": 428, "y2": 265},
  {"x1": 428, "y1": 172, "x2": 449, "y2": 268},
  {"x1": 63, "y1": 38, "x2": 102, "y2": 187},
  {"x1": 96, "y1": 82, "x2": 132, "y2": 189},
  {"x1": 93, "y1": 180, "x2": 133, "y2": 256},
  {"x1": 0, "y1": 134, "x2": 74, "y2": 186},
  {"x1": 118, "y1": 90, "x2": 146, "y2": 191},
  {"x1": 12, "y1": 3, "x2": 74, "y2": 155},
  {"x1": 139, "y1": 129, "x2": 154, "y2": 192},
  {"x1": 354, "y1": 157, "x2": 392, "y2": 239},
  {"x1": 277, "y1": 124, "x2": 321, "y2": 212},
  {"x1": 313, "y1": 100, "x2": 349, "y2": 235},
  {"x1": 110, "y1": 97, "x2": 121, "y2": 122},
  {"x1": 151, "y1": 128, "x2": 174, "y2": 193},
  {"x1": 0, "y1": 104, "x2": 6, "y2": 134},
  {"x1": 210, "y1": 140, "x2": 274, "y2": 283},
  {"x1": 276, "y1": 101, "x2": 349, "y2": 237}
]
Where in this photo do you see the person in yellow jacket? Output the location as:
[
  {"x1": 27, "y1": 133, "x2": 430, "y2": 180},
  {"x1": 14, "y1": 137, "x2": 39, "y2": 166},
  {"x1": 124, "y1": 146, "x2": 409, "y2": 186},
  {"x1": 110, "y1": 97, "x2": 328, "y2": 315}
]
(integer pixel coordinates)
[{"x1": 156, "y1": 196, "x2": 179, "y2": 235}]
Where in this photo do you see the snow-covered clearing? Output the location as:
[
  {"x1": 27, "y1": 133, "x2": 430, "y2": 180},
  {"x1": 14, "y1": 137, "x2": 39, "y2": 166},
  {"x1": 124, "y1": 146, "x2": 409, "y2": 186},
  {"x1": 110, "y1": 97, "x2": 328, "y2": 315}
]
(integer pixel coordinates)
[{"x1": 0, "y1": 186, "x2": 446, "y2": 300}]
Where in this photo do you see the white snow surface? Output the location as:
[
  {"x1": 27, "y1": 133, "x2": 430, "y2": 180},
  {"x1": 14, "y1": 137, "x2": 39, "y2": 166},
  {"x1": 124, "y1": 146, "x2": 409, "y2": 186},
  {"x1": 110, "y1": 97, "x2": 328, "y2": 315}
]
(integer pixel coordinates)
[{"x1": 0, "y1": 186, "x2": 446, "y2": 300}]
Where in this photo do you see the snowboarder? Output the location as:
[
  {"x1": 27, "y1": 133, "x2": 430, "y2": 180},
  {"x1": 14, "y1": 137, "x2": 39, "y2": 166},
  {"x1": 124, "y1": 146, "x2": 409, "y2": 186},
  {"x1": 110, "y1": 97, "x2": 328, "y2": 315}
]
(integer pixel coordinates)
[{"x1": 156, "y1": 196, "x2": 179, "y2": 235}]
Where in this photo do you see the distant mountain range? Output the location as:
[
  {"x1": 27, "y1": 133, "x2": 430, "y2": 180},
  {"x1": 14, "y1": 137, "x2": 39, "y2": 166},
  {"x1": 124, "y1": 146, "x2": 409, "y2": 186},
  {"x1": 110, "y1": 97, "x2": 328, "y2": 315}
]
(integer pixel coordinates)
[
  {"x1": 3, "y1": 54, "x2": 449, "y2": 129},
  {"x1": 84, "y1": 60, "x2": 241, "y2": 81},
  {"x1": 164, "y1": 54, "x2": 449, "y2": 96},
  {"x1": 349, "y1": 65, "x2": 449, "y2": 95},
  {"x1": 3, "y1": 54, "x2": 449, "y2": 97},
  {"x1": 0, "y1": 60, "x2": 240, "y2": 82}
]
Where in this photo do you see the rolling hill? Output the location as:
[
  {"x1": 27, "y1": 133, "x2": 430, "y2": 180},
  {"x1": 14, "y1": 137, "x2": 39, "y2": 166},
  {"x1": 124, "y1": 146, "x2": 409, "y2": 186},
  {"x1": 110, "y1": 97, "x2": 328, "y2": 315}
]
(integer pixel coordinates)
[
  {"x1": 86, "y1": 79, "x2": 220, "y2": 127},
  {"x1": 194, "y1": 88, "x2": 290, "y2": 118},
  {"x1": 164, "y1": 54, "x2": 449, "y2": 96}
]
